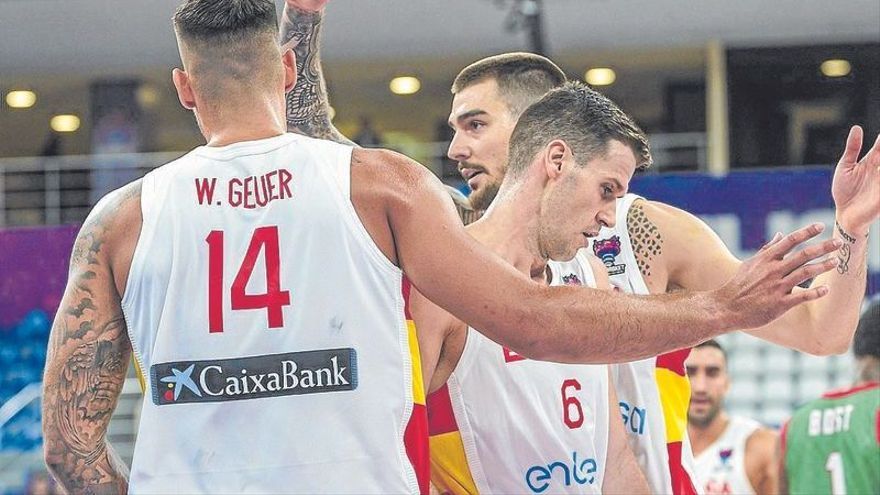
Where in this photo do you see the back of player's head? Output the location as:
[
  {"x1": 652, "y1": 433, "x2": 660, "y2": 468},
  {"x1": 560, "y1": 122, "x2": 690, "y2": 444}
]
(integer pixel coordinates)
[
  {"x1": 853, "y1": 299, "x2": 880, "y2": 360},
  {"x1": 172, "y1": 0, "x2": 280, "y2": 94},
  {"x1": 506, "y1": 81, "x2": 652, "y2": 179},
  {"x1": 452, "y1": 53, "x2": 568, "y2": 119}
]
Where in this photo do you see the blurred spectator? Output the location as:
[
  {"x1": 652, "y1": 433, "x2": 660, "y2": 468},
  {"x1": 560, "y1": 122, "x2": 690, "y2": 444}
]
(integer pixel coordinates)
[
  {"x1": 353, "y1": 116, "x2": 382, "y2": 147},
  {"x1": 688, "y1": 340, "x2": 779, "y2": 495},
  {"x1": 780, "y1": 300, "x2": 880, "y2": 494}
]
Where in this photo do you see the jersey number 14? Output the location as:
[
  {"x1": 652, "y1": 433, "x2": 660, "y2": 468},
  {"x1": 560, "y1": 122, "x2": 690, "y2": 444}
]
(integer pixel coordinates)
[{"x1": 206, "y1": 226, "x2": 292, "y2": 333}]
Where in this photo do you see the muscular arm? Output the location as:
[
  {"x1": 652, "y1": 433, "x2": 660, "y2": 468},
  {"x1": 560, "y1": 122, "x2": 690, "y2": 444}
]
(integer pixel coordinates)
[
  {"x1": 652, "y1": 129, "x2": 879, "y2": 355},
  {"x1": 353, "y1": 148, "x2": 838, "y2": 364},
  {"x1": 279, "y1": 3, "x2": 354, "y2": 145},
  {"x1": 42, "y1": 184, "x2": 141, "y2": 494},
  {"x1": 745, "y1": 428, "x2": 779, "y2": 495},
  {"x1": 643, "y1": 199, "x2": 869, "y2": 355}
]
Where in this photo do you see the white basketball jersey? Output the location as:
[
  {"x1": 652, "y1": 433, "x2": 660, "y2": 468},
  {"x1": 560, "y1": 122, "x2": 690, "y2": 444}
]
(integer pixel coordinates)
[
  {"x1": 588, "y1": 193, "x2": 701, "y2": 495},
  {"x1": 121, "y1": 134, "x2": 427, "y2": 493},
  {"x1": 693, "y1": 417, "x2": 761, "y2": 495},
  {"x1": 428, "y1": 251, "x2": 611, "y2": 494}
]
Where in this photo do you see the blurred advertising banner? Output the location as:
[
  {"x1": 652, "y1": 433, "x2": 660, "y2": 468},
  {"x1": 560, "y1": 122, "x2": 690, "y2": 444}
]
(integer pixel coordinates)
[
  {"x1": 630, "y1": 168, "x2": 879, "y2": 297},
  {"x1": 0, "y1": 225, "x2": 78, "y2": 332}
]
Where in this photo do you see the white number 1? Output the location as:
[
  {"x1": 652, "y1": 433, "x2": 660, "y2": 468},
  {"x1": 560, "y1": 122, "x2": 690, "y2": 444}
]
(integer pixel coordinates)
[{"x1": 825, "y1": 451, "x2": 846, "y2": 495}]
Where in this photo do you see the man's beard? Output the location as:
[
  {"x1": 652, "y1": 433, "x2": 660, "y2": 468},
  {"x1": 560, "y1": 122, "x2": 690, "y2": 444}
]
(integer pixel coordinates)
[
  {"x1": 469, "y1": 179, "x2": 501, "y2": 211},
  {"x1": 688, "y1": 400, "x2": 721, "y2": 428}
]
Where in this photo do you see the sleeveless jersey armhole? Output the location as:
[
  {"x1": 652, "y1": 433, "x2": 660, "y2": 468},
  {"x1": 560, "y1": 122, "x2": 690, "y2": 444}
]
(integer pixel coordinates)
[
  {"x1": 322, "y1": 145, "x2": 401, "y2": 277},
  {"x1": 120, "y1": 170, "x2": 163, "y2": 390}
]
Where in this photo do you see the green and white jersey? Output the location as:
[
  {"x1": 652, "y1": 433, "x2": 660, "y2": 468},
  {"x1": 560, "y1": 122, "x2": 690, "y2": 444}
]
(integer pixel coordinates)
[{"x1": 783, "y1": 382, "x2": 880, "y2": 495}]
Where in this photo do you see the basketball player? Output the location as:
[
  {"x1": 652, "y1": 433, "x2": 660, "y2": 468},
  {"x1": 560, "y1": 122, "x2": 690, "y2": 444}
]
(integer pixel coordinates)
[
  {"x1": 780, "y1": 299, "x2": 880, "y2": 495},
  {"x1": 415, "y1": 82, "x2": 655, "y2": 493},
  {"x1": 687, "y1": 340, "x2": 778, "y2": 495},
  {"x1": 280, "y1": 4, "x2": 880, "y2": 492},
  {"x1": 38, "y1": 2, "x2": 843, "y2": 494}
]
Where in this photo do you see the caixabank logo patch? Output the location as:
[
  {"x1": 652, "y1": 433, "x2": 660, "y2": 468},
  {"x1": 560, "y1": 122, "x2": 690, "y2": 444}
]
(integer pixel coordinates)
[{"x1": 150, "y1": 348, "x2": 357, "y2": 405}]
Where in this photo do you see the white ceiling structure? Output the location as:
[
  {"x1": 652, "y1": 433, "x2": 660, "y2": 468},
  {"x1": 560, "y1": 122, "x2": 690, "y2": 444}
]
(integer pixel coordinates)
[{"x1": 1, "y1": 0, "x2": 878, "y2": 75}]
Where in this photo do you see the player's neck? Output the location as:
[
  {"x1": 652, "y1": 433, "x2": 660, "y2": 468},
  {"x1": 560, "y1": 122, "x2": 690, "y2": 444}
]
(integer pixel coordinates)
[
  {"x1": 689, "y1": 411, "x2": 729, "y2": 456},
  {"x1": 199, "y1": 99, "x2": 287, "y2": 147},
  {"x1": 469, "y1": 189, "x2": 545, "y2": 279}
]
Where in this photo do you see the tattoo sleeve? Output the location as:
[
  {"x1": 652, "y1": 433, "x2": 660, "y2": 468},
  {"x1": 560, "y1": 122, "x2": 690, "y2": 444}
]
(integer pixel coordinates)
[
  {"x1": 280, "y1": 6, "x2": 354, "y2": 145},
  {"x1": 42, "y1": 188, "x2": 137, "y2": 494},
  {"x1": 627, "y1": 201, "x2": 663, "y2": 279}
]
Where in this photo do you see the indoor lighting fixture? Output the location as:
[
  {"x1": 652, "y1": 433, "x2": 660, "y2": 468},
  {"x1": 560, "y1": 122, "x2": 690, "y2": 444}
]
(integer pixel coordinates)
[
  {"x1": 389, "y1": 76, "x2": 421, "y2": 95},
  {"x1": 820, "y1": 59, "x2": 851, "y2": 78},
  {"x1": 585, "y1": 68, "x2": 616, "y2": 86},
  {"x1": 50, "y1": 114, "x2": 81, "y2": 133},
  {"x1": 6, "y1": 90, "x2": 36, "y2": 109}
]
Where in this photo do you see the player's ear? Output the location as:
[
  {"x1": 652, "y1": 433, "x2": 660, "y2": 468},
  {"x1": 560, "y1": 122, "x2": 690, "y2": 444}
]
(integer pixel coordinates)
[
  {"x1": 172, "y1": 68, "x2": 196, "y2": 110},
  {"x1": 281, "y1": 48, "x2": 297, "y2": 93},
  {"x1": 543, "y1": 139, "x2": 568, "y2": 180}
]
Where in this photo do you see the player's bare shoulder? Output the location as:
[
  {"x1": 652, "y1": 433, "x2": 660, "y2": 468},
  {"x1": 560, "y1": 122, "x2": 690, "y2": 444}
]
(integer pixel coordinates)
[
  {"x1": 625, "y1": 199, "x2": 673, "y2": 290},
  {"x1": 349, "y1": 147, "x2": 442, "y2": 266},
  {"x1": 632, "y1": 199, "x2": 741, "y2": 292},
  {"x1": 350, "y1": 147, "x2": 437, "y2": 204},
  {"x1": 79, "y1": 180, "x2": 144, "y2": 296}
]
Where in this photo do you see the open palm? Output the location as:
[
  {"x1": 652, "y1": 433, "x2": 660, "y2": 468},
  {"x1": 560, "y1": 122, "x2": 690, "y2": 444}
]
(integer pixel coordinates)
[{"x1": 832, "y1": 125, "x2": 880, "y2": 232}]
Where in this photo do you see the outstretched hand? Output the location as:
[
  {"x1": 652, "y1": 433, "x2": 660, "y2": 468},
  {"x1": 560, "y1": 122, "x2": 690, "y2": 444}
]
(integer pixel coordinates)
[
  {"x1": 716, "y1": 223, "x2": 841, "y2": 329},
  {"x1": 286, "y1": 0, "x2": 328, "y2": 12},
  {"x1": 832, "y1": 125, "x2": 880, "y2": 233}
]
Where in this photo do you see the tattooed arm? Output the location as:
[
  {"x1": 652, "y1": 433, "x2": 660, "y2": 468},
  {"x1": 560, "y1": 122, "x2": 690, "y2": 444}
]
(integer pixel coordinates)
[
  {"x1": 631, "y1": 197, "x2": 869, "y2": 355},
  {"x1": 630, "y1": 127, "x2": 879, "y2": 355},
  {"x1": 42, "y1": 182, "x2": 142, "y2": 494},
  {"x1": 280, "y1": 0, "x2": 353, "y2": 145}
]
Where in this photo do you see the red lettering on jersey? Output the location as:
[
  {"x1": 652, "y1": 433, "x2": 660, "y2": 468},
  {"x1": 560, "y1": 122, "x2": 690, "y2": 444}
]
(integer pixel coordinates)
[
  {"x1": 279, "y1": 169, "x2": 293, "y2": 199},
  {"x1": 226, "y1": 169, "x2": 294, "y2": 209},
  {"x1": 195, "y1": 177, "x2": 218, "y2": 205},
  {"x1": 229, "y1": 178, "x2": 243, "y2": 207},
  {"x1": 503, "y1": 347, "x2": 527, "y2": 363}
]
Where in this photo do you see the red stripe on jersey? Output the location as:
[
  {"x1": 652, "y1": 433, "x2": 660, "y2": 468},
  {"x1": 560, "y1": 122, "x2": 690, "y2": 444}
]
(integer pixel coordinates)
[
  {"x1": 875, "y1": 408, "x2": 879, "y2": 446},
  {"x1": 402, "y1": 276, "x2": 413, "y2": 320},
  {"x1": 405, "y1": 402, "x2": 430, "y2": 495},
  {"x1": 656, "y1": 348, "x2": 691, "y2": 377},
  {"x1": 821, "y1": 381, "x2": 880, "y2": 399},
  {"x1": 667, "y1": 441, "x2": 698, "y2": 495},
  {"x1": 427, "y1": 383, "x2": 459, "y2": 436}
]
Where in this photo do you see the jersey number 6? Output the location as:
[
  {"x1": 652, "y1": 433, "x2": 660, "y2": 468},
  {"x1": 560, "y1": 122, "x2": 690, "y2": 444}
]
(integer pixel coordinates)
[
  {"x1": 561, "y1": 379, "x2": 585, "y2": 429},
  {"x1": 206, "y1": 226, "x2": 292, "y2": 333}
]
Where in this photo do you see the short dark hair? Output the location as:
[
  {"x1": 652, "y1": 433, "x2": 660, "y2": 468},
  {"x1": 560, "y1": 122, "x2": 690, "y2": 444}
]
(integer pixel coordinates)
[
  {"x1": 507, "y1": 81, "x2": 652, "y2": 178},
  {"x1": 695, "y1": 339, "x2": 727, "y2": 360},
  {"x1": 854, "y1": 299, "x2": 880, "y2": 359},
  {"x1": 173, "y1": 0, "x2": 278, "y2": 42},
  {"x1": 172, "y1": 0, "x2": 280, "y2": 93},
  {"x1": 452, "y1": 52, "x2": 568, "y2": 118}
]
